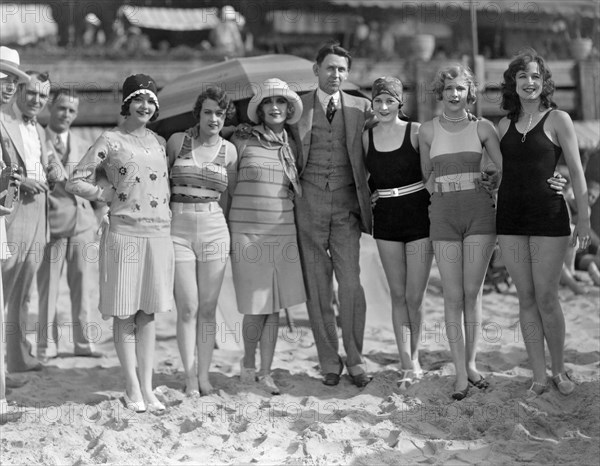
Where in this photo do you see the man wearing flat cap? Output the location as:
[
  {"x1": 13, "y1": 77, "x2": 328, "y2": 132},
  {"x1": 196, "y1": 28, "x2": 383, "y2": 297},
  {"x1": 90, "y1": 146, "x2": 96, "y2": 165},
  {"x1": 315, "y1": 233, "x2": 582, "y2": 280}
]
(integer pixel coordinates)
[{"x1": 1, "y1": 56, "x2": 53, "y2": 372}]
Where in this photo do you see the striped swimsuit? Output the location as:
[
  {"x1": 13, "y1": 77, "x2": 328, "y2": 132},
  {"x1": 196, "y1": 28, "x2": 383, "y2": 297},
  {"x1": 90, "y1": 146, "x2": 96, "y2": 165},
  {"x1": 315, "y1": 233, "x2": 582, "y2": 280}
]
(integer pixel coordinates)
[
  {"x1": 170, "y1": 135, "x2": 233, "y2": 262},
  {"x1": 428, "y1": 118, "x2": 496, "y2": 241}
]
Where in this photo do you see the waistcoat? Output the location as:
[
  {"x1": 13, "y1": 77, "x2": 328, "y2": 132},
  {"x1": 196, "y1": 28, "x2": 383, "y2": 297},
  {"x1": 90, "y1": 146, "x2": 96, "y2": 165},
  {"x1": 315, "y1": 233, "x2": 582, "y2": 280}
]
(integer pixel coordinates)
[{"x1": 301, "y1": 96, "x2": 354, "y2": 190}]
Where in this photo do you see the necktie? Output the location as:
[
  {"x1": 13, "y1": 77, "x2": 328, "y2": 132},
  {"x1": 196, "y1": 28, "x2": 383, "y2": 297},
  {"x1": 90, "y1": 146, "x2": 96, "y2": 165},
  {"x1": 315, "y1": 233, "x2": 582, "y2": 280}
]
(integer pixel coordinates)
[
  {"x1": 55, "y1": 135, "x2": 67, "y2": 163},
  {"x1": 326, "y1": 96, "x2": 336, "y2": 123}
]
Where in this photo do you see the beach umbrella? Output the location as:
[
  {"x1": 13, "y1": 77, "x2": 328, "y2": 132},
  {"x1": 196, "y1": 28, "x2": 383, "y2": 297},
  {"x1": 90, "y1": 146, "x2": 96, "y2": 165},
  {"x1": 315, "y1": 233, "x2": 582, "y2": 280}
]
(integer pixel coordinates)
[{"x1": 151, "y1": 54, "x2": 360, "y2": 137}]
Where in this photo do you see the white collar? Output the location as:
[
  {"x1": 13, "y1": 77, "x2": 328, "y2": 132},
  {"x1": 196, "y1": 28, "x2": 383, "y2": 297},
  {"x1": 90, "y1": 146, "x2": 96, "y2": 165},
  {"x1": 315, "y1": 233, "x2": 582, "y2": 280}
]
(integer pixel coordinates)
[
  {"x1": 317, "y1": 89, "x2": 340, "y2": 110},
  {"x1": 47, "y1": 127, "x2": 68, "y2": 146}
]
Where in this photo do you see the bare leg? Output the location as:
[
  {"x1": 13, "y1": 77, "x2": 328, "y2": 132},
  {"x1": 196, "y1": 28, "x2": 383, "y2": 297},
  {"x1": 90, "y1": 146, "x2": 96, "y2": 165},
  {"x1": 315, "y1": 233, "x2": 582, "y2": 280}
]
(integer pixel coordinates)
[
  {"x1": 135, "y1": 311, "x2": 161, "y2": 406},
  {"x1": 196, "y1": 258, "x2": 227, "y2": 395},
  {"x1": 463, "y1": 235, "x2": 495, "y2": 380},
  {"x1": 530, "y1": 236, "x2": 570, "y2": 377},
  {"x1": 376, "y1": 239, "x2": 411, "y2": 370},
  {"x1": 405, "y1": 238, "x2": 433, "y2": 367},
  {"x1": 113, "y1": 315, "x2": 143, "y2": 403},
  {"x1": 434, "y1": 240, "x2": 467, "y2": 392},
  {"x1": 174, "y1": 259, "x2": 199, "y2": 394},
  {"x1": 377, "y1": 238, "x2": 433, "y2": 371},
  {"x1": 498, "y1": 235, "x2": 547, "y2": 384}
]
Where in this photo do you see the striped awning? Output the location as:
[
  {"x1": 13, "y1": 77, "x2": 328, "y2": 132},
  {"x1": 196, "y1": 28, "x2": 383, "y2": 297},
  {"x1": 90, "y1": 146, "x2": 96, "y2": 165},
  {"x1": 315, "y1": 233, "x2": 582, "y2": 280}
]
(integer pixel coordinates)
[
  {"x1": 329, "y1": 0, "x2": 600, "y2": 18},
  {"x1": 1, "y1": 3, "x2": 58, "y2": 45},
  {"x1": 120, "y1": 6, "x2": 241, "y2": 31}
]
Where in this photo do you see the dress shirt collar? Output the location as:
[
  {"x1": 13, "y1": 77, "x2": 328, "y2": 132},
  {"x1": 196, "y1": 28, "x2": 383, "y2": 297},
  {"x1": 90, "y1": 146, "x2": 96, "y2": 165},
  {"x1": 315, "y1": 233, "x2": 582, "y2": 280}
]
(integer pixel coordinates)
[
  {"x1": 317, "y1": 88, "x2": 340, "y2": 112},
  {"x1": 12, "y1": 101, "x2": 36, "y2": 126},
  {"x1": 47, "y1": 127, "x2": 68, "y2": 147}
]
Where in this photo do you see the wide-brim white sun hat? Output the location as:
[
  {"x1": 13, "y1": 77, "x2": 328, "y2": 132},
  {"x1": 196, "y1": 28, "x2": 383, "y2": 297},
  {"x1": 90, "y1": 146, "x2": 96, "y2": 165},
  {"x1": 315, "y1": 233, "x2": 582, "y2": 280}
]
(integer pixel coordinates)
[
  {"x1": 0, "y1": 46, "x2": 29, "y2": 82},
  {"x1": 247, "y1": 78, "x2": 303, "y2": 125}
]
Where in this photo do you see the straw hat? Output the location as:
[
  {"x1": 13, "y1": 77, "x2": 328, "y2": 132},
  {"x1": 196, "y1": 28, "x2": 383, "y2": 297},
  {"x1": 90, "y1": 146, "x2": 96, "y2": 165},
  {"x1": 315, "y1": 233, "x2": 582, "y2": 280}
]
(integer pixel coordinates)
[
  {"x1": 247, "y1": 78, "x2": 303, "y2": 125},
  {"x1": 0, "y1": 46, "x2": 29, "y2": 82}
]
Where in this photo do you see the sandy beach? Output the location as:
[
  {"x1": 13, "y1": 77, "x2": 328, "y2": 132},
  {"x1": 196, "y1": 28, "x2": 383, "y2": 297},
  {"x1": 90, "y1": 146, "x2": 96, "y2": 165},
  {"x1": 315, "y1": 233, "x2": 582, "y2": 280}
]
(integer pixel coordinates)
[{"x1": 1, "y1": 235, "x2": 598, "y2": 465}]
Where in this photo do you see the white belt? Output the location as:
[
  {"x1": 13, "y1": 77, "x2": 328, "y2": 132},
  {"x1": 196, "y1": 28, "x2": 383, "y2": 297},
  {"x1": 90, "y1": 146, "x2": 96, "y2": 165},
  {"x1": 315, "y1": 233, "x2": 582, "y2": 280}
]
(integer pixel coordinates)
[
  {"x1": 170, "y1": 201, "x2": 220, "y2": 213},
  {"x1": 434, "y1": 179, "x2": 479, "y2": 193},
  {"x1": 377, "y1": 181, "x2": 425, "y2": 198}
]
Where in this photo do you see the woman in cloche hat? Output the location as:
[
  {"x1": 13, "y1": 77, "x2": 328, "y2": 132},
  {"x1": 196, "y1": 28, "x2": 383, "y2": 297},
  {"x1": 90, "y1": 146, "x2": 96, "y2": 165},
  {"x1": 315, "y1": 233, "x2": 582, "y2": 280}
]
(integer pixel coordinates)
[{"x1": 67, "y1": 74, "x2": 174, "y2": 413}]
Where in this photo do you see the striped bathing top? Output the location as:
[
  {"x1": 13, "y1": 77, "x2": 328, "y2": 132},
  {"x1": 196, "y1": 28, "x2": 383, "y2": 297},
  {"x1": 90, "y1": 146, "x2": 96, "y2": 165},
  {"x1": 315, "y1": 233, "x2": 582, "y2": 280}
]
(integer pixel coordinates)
[
  {"x1": 429, "y1": 118, "x2": 482, "y2": 183},
  {"x1": 170, "y1": 134, "x2": 228, "y2": 202}
]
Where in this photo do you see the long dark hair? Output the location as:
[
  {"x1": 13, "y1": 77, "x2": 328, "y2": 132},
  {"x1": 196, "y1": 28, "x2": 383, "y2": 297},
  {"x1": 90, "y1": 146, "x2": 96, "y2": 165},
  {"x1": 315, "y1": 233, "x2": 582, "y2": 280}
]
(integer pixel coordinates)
[{"x1": 501, "y1": 49, "x2": 556, "y2": 122}]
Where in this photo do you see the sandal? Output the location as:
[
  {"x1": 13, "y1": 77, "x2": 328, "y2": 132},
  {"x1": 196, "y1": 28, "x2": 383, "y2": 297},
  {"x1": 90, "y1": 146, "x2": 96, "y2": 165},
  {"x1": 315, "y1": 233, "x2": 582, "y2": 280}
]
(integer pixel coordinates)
[
  {"x1": 398, "y1": 370, "x2": 415, "y2": 390},
  {"x1": 468, "y1": 375, "x2": 490, "y2": 390},
  {"x1": 525, "y1": 381, "x2": 547, "y2": 401},
  {"x1": 451, "y1": 383, "x2": 469, "y2": 401},
  {"x1": 257, "y1": 374, "x2": 280, "y2": 395},
  {"x1": 552, "y1": 372, "x2": 575, "y2": 395}
]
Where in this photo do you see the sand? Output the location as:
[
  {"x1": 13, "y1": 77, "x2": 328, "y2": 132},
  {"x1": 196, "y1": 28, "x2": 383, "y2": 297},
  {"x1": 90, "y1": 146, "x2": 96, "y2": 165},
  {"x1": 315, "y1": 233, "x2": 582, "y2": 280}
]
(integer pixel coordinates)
[{"x1": 1, "y1": 236, "x2": 598, "y2": 465}]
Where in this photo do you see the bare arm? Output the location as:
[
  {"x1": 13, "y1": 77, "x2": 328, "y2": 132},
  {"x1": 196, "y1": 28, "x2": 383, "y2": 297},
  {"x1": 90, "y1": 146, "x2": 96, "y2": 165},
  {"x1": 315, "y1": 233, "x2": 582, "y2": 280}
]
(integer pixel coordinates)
[
  {"x1": 166, "y1": 132, "x2": 185, "y2": 168},
  {"x1": 553, "y1": 110, "x2": 591, "y2": 248},
  {"x1": 418, "y1": 121, "x2": 434, "y2": 191}
]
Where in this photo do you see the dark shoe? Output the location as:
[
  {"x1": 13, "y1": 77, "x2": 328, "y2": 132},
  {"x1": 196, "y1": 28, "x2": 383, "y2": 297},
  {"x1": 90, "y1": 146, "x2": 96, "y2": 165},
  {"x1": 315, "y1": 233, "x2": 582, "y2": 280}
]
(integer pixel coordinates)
[
  {"x1": 452, "y1": 384, "x2": 469, "y2": 401},
  {"x1": 350, "y1": 373, "x2": 371, "y2": 388},
  {"x1": 5, "y1": 377, "x2": 28, "y2": 389},
  {"x1": 74, "y1": 350, "x2": 104, "y2": 359},
  {"x1": 468, "y1": 375, "x2": 490, "y2": 390},
  {"x1": 323, "y1": 373, "x2": 340, "y2": 386}
]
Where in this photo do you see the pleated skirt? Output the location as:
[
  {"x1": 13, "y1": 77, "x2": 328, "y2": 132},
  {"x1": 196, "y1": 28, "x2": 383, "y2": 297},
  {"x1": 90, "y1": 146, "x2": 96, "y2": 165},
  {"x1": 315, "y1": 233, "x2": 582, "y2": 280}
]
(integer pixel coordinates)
[{"x1": 99, "y1": 230, "x2": 175, "y2": 319}]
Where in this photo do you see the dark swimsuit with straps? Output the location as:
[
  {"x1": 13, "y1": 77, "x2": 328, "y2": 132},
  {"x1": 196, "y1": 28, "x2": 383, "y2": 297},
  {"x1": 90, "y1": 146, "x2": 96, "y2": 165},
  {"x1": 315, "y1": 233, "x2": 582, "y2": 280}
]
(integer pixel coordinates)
[
  {"x1": 365, "y1": 122, "x2": 430, "y2": 243},
  {"x1": 497, "y1": 110, "x2": 570, "y2": 236}
]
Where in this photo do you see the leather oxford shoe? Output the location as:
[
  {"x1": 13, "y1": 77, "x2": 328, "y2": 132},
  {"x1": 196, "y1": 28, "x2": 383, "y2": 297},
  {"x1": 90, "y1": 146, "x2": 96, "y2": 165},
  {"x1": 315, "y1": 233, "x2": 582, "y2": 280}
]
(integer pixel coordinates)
[
  {"x1": 350, "y1": 373, "x2": 371, "y2": 388},
  {"x1": 322, "y1": 373, "x2": 340, "y2": 386}
]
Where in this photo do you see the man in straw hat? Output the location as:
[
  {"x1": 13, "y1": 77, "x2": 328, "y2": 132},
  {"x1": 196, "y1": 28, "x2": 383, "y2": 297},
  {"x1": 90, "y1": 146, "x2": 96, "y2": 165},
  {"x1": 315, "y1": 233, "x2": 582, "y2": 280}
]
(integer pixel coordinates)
[
  {"x1": 1, "y1": 62, "x2": 54, "y2": 373},
  {"x1": 0, "y1": 46, "x2": 29, "y2": 107},
  {"x1": 292, "y1": 43, "x2": 373, "y2": 388},
  {"x1": 0, "y1": 46, "x2": 30, "y2": 421}
]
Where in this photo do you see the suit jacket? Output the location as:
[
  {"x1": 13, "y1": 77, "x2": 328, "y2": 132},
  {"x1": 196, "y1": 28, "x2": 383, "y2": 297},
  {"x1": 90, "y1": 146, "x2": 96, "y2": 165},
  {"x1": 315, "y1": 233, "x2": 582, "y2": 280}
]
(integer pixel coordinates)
[
  {"x1": 0, "y1": 104, "x2": 50, "y2": 232},
  {"x1": 293, "y1": 90, "x2": 373, "y2": 234},
  {"x1": 45, "y1": 128, "x2": 97, "y2": 238}
]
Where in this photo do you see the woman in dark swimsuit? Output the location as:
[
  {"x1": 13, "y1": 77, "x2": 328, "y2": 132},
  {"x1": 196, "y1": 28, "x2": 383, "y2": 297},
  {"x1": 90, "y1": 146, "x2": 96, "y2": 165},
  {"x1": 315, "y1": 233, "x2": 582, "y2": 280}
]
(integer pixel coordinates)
[
  {"x1": 496, "y1": 50, "x2": 591, "y2": 399},
  {"x1": 362, "y1": 77, "x2": 432, "y2": 390}
]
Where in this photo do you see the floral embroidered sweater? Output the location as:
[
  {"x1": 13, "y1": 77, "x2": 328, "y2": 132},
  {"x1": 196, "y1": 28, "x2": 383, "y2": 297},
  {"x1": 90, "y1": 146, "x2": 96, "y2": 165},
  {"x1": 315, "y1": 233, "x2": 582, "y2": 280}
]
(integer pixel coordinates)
[{"x1": 66, "y1": 127, "x2": 171, "y2": 237}]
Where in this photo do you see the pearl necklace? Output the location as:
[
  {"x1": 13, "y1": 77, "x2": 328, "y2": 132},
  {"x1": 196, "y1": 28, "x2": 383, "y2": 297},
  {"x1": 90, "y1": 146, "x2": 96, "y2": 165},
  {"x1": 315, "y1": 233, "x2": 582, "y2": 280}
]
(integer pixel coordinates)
[
  {"x1": 442, "y1": 111, "x2": 467, "y2": 123},
  {"x1": 521, "y1": 111, "x2": 535, "y2": 142}
]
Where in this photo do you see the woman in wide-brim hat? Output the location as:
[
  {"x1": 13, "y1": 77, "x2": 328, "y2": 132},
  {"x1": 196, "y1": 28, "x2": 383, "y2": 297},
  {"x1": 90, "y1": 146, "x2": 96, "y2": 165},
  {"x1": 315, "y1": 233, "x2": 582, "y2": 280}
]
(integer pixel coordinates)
[
  {"x1": 229, "y1": 78, "x2": 306, "y2": 395},
  {"x1": 67, "y1": 74, "x2": 174, "y2": 413}
]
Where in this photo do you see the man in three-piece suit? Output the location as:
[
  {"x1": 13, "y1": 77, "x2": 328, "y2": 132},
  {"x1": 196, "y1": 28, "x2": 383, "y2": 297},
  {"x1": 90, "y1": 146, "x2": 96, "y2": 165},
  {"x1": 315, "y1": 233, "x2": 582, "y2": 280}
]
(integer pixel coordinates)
[
  {"x1": 293, "y1": 44, "x2": 373, "y2": 388},
  {"x1": 36, "y1": 89, "x2": 101, "y2": 362},
  {"x1": 0, "y1": 70, "x2": 52, "y2": 372}
]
